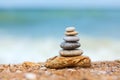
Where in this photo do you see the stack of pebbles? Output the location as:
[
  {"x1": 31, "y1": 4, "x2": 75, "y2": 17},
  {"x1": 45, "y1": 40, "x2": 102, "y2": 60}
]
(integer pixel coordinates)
[
  {"x1": 60, "y1": 27, "x2": 83, "y2": 57},
  {"x1": 45, "y1": 27, "x2": 91, "y2": 69}
]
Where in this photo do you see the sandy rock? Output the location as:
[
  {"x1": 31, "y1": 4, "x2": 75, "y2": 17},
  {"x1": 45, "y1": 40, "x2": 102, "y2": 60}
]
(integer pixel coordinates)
[
  {"x1": 45, "y1": 56, "x2": 91, "y2": 69},
  {"x1": 22, "y1": 62, "x2": 40, "y2": 70}
]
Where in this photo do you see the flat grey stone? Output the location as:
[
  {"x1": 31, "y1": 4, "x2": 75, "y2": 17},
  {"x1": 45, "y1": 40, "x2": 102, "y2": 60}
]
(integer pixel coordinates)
[
  {"x1": 60, "y1": 42, "x2": 81, "y2": 50},
  {"x1": 63, "y1": 36, "x2": 79, "y2": 42}
]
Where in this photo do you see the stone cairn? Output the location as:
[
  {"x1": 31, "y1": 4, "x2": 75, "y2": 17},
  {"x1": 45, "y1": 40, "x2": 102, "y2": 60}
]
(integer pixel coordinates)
[
  {"x1": 45, "y1": 27, "x2": 91, "y2": 69},
  {"x1": 60, "y1": 27, "x2": 83, "y2": 57}
]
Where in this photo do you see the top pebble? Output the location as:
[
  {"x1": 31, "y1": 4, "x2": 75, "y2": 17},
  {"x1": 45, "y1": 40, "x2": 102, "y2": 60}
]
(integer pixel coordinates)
[{"x1": 66, "y1": 27, "x2": 75, "y2": 32}]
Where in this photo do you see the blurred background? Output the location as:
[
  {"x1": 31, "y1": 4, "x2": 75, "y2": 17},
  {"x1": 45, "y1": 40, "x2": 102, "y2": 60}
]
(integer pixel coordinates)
[{"x1": 0, "y1": 0, "x2": 120, "y2": 64}]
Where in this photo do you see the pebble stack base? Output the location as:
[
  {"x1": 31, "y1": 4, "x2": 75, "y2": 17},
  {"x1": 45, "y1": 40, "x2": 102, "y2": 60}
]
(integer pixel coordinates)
[{"x1": 45, "y1": 56, "x2": 91, "y2": 69}]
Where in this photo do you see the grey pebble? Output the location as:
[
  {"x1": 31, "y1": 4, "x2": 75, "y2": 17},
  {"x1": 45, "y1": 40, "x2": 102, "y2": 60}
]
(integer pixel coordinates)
[
  {"x1": 60, "y1": 42, "x2": 81, "y2": 50},
  {"x1": 63, "y1": 36, "x2": 79, "y2": 42}
]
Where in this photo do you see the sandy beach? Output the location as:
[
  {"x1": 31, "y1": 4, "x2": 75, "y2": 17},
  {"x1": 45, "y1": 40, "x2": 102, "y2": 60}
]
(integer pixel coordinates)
[{"x1": 0, "y1": 60, "x2": 120, "y2": 80}]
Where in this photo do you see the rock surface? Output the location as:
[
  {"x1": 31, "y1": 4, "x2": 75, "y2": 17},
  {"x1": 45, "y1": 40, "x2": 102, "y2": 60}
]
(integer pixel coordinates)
[
  {"x1": 66, "y1": 27, "x2": 75, "y2": 32},
  {"x1": 60, "y1": 42, "x2": 80, "y2": 50},
  {"x1": 45, "y1": 56, "x2": 91, "y2": 69},
  {"x1": 59, "y1": 49, "x2": 83, "y2": 57},
  {"x1": 63, "y1": 36, "x2": 79, "y2": 42}
]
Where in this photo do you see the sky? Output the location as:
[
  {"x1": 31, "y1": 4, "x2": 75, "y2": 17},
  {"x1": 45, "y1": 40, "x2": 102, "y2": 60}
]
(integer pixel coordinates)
[{"x1": 0, "y1": 0, "x2": 120, "y2": 9}]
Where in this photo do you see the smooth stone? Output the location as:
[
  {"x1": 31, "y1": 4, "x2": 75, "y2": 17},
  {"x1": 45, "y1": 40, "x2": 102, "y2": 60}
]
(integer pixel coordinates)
[
  {"x1": 65, "y1": 31, "x2": 78, "y2": 36},
  {"x1": 66, "y1": 27, "x2": 75, "y2": 32},
  {"x1": 45, "y1": 56, "x2": 91, "y2": 69},
  {"x1": 60, "y1": 42, "x2": 80, "y2": 50},
  {"x1": 63, "y1": 36, "x2": 79, "y2": 42},
  {"x1": 59, "y1": 49, "x2": 83, "y2": 57}
]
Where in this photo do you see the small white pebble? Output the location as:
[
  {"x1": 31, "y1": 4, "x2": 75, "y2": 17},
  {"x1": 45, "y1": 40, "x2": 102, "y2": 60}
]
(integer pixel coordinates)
[
  {"x1": 40, "y1": 67, "x2": 47, "y2": 70},
  {"x1": 45, "y1": 71, "x2": 52, "y2": 75},
  {"x1": 15, "y1": 70, "x2": 22, "y2": 73},
  {"x1": 66, "y1": 27, "x2": 75, "y2": 32},
  {"x1": 24, "y1": 73, "x2": 36, "y2": 80},
  {"x1": 67, "y1": 69, "x2": 76, "y2": 72}
]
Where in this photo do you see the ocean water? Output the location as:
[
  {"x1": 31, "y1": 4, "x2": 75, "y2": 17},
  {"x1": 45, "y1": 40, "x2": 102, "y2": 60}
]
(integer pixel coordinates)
[{"x1": 0, "y1": 9, "x2": 120, "y2": 64}]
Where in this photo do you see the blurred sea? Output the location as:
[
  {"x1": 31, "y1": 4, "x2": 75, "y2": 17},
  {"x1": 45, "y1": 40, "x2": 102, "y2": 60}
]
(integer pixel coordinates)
[{"x1": 0, "y1": 9, "x2": 120, "y2": 64}]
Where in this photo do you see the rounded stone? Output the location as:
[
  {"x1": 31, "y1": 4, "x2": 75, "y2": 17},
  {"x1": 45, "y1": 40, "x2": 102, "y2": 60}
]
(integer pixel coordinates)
[
  {"x1": 66, "y1": 27, "x2": 75, "y2": 32},
  {"x1": 63, "y1": 36, "x2": 79, "y2": 42},
  {"x1": 59, "y1": 49, "x2": 83, "y2": 57},
  {"x1": 65, "y1": 31, "x2": 78, "y2": 36},
  {"x1": 60, "y1": 42, "x2": 81, "y2": 50}
]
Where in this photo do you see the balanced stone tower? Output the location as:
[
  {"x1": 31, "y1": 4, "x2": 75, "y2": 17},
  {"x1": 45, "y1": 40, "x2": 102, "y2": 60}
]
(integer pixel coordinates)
[
  {"x1": 60, "y1": 27, "x2": 83, "y2": 57},
  {"x1": 45, "y1": 27, "x2": 91, "y2": 69}
]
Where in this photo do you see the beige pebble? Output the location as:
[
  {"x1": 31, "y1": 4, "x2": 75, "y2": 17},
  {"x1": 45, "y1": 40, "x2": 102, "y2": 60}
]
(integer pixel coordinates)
[
  {"x1": 59, "y1": 49, "x2": 83, "y2": 57},
  {"x1": 65, "y1": 31, "x2": 78, "y2": 36},
  {"x1": 66, "y1": 27, "x2": 75, "y2": 32},
  {"x1": 24, "y1": 73, "x2": 36, "y2": 80}
]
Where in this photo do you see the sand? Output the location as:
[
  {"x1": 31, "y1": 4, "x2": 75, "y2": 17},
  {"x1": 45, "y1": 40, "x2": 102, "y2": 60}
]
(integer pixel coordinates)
[{"x1": 0, "y1": 60, "x2": 120, "y2": 80}]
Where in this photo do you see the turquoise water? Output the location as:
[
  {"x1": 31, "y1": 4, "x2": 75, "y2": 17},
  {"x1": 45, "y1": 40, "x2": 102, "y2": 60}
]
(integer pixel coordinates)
[
  {"x1": 0, "y1": 9, "x2": 120, "y2": 63},
  {"x1": 0, "y1": 9, "x2": 120, "y2": 38}
]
